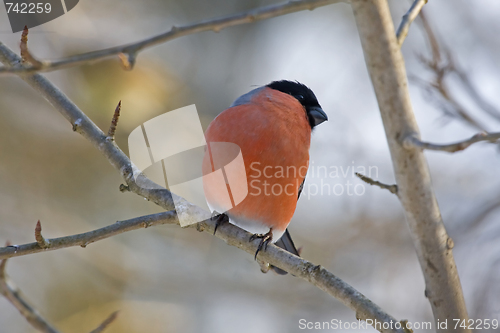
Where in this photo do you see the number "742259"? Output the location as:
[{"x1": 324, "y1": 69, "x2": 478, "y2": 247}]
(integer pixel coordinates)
[
  {"x1": 5, "y1": 3, "x2": 52, "y2": 14},
  {"x1": 453, "y1": 318, "x2": 499, "y2": 330}
]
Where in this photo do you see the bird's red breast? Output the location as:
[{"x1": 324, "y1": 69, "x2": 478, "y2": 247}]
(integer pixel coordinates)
[{"x1": 202, "y1": 86, "x2": 311, "y2": 240}]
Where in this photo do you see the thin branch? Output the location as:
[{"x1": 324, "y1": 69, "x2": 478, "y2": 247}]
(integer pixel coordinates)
[
  {"x1": 404, "y1": 132, "x2": 500, "y2": 153},
  {"x1": 0, "y1": 0, "x2": 345, "y2": 76},
  {"x1": 0, "y1": 211, "x2": 177, "y2": 260},
  {"x1": 89, "y1": 311, "x2": 119, "y2": 333},
  {"x1": 455, "y1": 68, "x2": 500, "y2": 122},
  {"x1": 418, "y1": 10, "x2": 440, "y2": 64},
  {"x1": 410, "y1": 74, "x2": 487, "y2": 132},
  {"x1": 351, "y1": 0, "x2": 469, "y2": 329},
  {"x1": 414, "y1": 11, "x2": 500, "y2": 130},
  {"x1": 0, "y1": 40, "x2": 407, "y2": 333},
  {"x1": 395, "y1": 0, "x2": 427, "y2": 46},
  {"x1": 355, "y1": 173, "x2": 398, "y2": 194},
  {"x1": 1, "y1": 245, "x2": 118, "y2": 333},
  {"x1": 0, "y1": 217, "x2": 409, "y2": 333},
  {"x1": 107, "y1": 100, "x2": 121, "y2": 140},
  {"x1": 1, "y1": 242, "x2": 61, "y2": 333},
  {"x1": 0, "y1": 36, "x2": 194, "y2": 219},
  {"x1": 197, "y1": 220, "x2": 410, "y2": 333},
  {"x1": 463, "y1": 200, "x2": 500, "y2": 235}
]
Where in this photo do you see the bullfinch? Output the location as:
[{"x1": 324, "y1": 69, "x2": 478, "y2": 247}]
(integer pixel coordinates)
[{"x1": 202, "y1": 80, "x2": 327, "y2": 274}]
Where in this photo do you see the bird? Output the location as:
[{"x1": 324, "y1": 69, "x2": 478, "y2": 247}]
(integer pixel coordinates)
[{"x1": 202, "y1": 80, "x2": 327, "y2": 274}]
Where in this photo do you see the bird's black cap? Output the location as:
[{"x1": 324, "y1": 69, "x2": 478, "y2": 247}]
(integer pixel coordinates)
[{"x1": 267, "y1": 80, "x2": 328, "y2": 128}]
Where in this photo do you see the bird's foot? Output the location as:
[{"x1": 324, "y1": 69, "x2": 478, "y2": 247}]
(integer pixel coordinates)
[
  {"x1": 211, "y1": 211, "x2": 229, "y2": 235},
  {"x1": 249, "y1": 229, "x2": 273, "y2": 260}
]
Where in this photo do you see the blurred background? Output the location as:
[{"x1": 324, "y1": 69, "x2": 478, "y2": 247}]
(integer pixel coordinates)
[{"x1": 1, "y1": 0, "x2": 499, "y2": 332}]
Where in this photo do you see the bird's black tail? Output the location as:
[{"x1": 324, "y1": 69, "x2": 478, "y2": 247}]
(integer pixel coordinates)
[{"x1": 271, "y1": 229, "x2": 299, "y2": 275}]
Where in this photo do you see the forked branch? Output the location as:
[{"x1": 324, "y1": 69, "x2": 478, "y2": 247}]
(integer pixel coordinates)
[
  {"x1": 0, "y1": 242, "x2": 118, "y2": 333},
  {"x1": 395, "y1": 0, "x2": 427, "y2": 46},
  {"x1": 0, "y1": 0, "x2": 345, "y2": 75}
]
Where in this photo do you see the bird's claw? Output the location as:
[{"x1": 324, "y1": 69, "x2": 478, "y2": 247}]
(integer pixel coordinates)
[
  {"x1": 211, "y1": 211, "x2": 229, "y2": 235},
  {"x1": 249, "y1": 229, "x2": 273, "y2": 260}
]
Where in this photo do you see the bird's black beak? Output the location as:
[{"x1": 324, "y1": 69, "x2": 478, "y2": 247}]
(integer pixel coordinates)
[{"x1": 308, "y1": 106, "x2": 328, "y2": 127}]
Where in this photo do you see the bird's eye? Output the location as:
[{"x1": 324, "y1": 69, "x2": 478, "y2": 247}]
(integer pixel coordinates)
[{"x1": 295, "y1": 94, "x2": 304, "y2": 100}]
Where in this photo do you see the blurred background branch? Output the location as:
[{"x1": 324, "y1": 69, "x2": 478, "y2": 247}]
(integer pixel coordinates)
[
  {"x1": 89, "y1": 311, "x2": 120, "y2": 333},
  {"x1": 0, "y1": 0, "x2": 346, "y2": 76},
  {"x1": 1, "y1": 243, "x2": 118, "y2": 333},
  {"x1": 0, "y1": 245, "x2": 61, "y2": 333},
  {"x1": 412, "y1": 10, "x2": 500, "y2": 132}
]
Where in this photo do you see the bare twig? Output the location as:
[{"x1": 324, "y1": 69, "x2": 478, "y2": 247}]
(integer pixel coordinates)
[
  {"x1": 0, "y1": 0, "x2": 345, "y2": 76},
  {"x1": 472, "y1": 258, "x2": 500, "y2": 320},
  {"x1": 404, "y1": 132, "x2": 500, "y2": 153},
  {"x1": 411, "y1": 74, "x2": 487, "y2": 131},
  {"x1": 351, "y1": 0, "x2": 469, "y2": 329},
  {"x1": 107, "y1": 101, "x2": 121, "y2": 140},
  {"x1": 395, "y1": 0, "x2": 427, "y2": 46},
  {"x1": 0, "y1": 39, "x2": 191, "y2": 219},
  {"x1": 34, "y1": 220, "x2": 50, "y2": 249},
  {"x1": 414, "y1": 11, "x2": 500, "y2": 130},
  {"x1": 455, "y1": 68, "x2": 500, "y2": 122},
  {"x1": 19, "y1": 26, "x2": 43, "y2": 67},
  {"x1": 0, "y1": 40, "x2": 406, "y2": 333},
  {"x1": 463, "y1": 201, "x2": 500, "y2": 235},
  {"x1": 355, "y1": 173, "x2": 398, "y2": 194},
  {"x1": 89, "y1": 311, "x2": 119, "y2": 333},
  {"x1": 0, "y1": 216, "x2": 408, "y2": 333},
  {"x1": 0, "y1": 242, "x2": 61, "y2": 333},
  {"x1": 0, "y1": 211, "x2": 177, "y2": 260},
  {"x1": 1, "y1": 245, "x2": 119, "y2": 333}
]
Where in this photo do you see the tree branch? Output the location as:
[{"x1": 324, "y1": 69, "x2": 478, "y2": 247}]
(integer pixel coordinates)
[
  {"x1": 0, "y1": 35, "x2": 206, "y2": 224},
  {"x1": 1, "y1": 243, "x2": 118, "y2": 333},
  {"x1": 404, "y1": 132, "x2": 500, "y2": 153},
  {"x1": 355, "y1": 173, "x2": 398, "y2": 194},
  {"x1": 395, "y1": 0, "x2": 427, "y2": 46},
  {"x1": 89, "y1": 311, "x2": 119, "y2": 333},
  {"x1": 0, "y1": 246, "x2": 60, "y2": 333},
  {"x1": 1, "y1": 216, "x2": 409, "y2": 333},
  {"x1": 0, "y1": 212, "x2": 178, "y2": 260},
  {"x1": 0, "y1": 0, "x2": 345, "y2": 76},
  {"x1": 414, "y1": 11, "x2": 499, "y2": 130},
  {"x1": 0, "y1": 39, "x2": 407, "y2": 333},
  {"x1": 351, "y1": 0, "x2": 470, "y2": 329}
]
